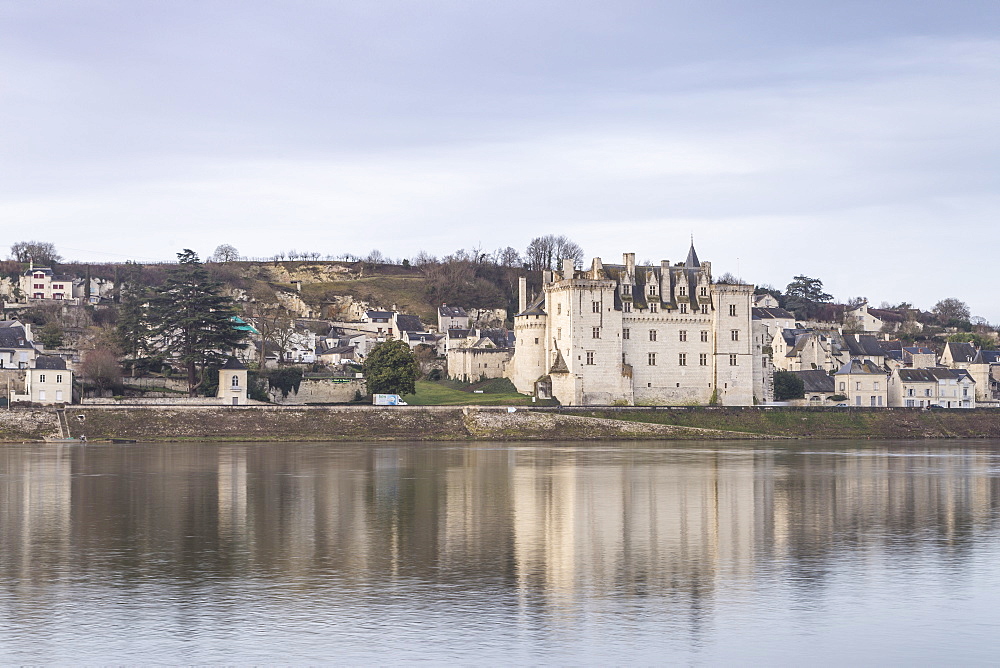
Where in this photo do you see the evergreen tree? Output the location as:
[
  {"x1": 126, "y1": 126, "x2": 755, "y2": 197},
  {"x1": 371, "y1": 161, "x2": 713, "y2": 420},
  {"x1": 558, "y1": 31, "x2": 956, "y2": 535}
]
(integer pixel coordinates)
[
  {"x1": 773, "y1": 370, "x2": 805, "y2": 401},
  {"x1": 148, "y1": 250, "x2": 248, "y2": 395},
  {"x1": 362, "y1": 340, "x2": 418, "y2": 396},
  {"x1": 115, "y1": 282, "x2": 153, "y2": 376}
]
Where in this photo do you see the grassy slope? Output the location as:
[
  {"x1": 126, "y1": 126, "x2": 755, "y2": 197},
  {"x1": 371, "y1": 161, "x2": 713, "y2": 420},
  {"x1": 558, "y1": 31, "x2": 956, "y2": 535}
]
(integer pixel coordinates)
[
  {"x1": 402, "y1": 379, "x2": 547, "y2": 406},
  {"x1": 298, "y1": 276, "x2": 437, "y2": 322}
]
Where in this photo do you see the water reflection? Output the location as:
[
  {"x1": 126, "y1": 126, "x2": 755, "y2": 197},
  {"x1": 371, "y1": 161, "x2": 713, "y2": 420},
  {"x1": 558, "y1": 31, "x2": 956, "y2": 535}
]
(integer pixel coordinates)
[{"x1": 1, "y1": 441, "x2": 999, "y2": 663}]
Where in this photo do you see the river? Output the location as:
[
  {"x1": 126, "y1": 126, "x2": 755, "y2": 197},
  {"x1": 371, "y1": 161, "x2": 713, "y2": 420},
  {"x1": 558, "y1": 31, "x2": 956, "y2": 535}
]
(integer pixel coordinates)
[{"x1": 1, "y1": 440, "x2": 999, "y2": 664}]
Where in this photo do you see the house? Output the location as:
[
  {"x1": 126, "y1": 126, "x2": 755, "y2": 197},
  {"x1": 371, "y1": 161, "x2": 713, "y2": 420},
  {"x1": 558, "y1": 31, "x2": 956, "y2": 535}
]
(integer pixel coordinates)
[
  {"x1": 23, "y1": 355, "x2": 73, "y2": 404},
  {"x1": 0, "y1": 322, "x2": 38, "y2": 369},
  {"x1": 788, "y1": 369, "x2": 836, "y2": 405},
  {"x1": 843, "y1": 301, "x2": 914, "y2": 335},
  {"x1": 968, "y1": 349, "x2": 1000, "y2": 403},
  {"x1": 889, "y1": 367, "x2": 975, "y2": 408},
  {"x1": 901, "y1": 346, "x2": 936, "y2": 368},
  {"x1": 315, "y1": 344, "x2": 356, "y2": 366},
  {"x1": 834, "y1": 359, "x2": 888, "y2": 407},
  {"x1": 841, "y1": 334, "x2": 887, "y2": 367},
  {"x1": 438, "y1": 305, "x2": 470, "y2": 332},
  {"x1": 506, "y1": 244, "x2": 758, "y2": 406},
  {"x1": 19, "y1": 266, "x2": 75, "y2": 302},
  {"x1": 940, "y1": 342, "x2": 978, "y2": 369},
  {"x1": 217, "y1": 357, "x2": 249, "y2": 405},
  {"x1": 772, "y1": 329, "x2": 841, "y2": 372}
]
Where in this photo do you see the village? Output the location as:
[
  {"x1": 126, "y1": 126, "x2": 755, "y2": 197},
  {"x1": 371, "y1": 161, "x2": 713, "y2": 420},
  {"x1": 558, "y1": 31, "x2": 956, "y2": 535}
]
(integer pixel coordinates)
[{"x1": 1, "y1": 239, "x2": 996, "y2": 411}]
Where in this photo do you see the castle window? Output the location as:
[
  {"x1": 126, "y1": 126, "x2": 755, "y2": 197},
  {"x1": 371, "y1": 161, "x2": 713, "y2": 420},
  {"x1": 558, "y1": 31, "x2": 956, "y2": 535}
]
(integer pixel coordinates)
[
  {"x1": 700, "y1": 287, "x2": 707, "y2": 296},
  {"x1": 623, "y1": 328, "x2": 630, "y2": 340},
  {"x1": 679, "y1": 330, "x2": 687, "y2": 342},
  {"x1": 699, "y1": 353, "x2": 707, "y2": 366},
  {"x1": 650, "y1": 303, "x2": 658, "y2": 313},
  {"x1": 649, "y1": 330, "x2": 657, "y2": 342},
  {"x1": 623, "y1": 302, "x2": 632, "y2": 313},
  {"x1": 586, "y1": 352, "x2": 595, "y2": 365},
  {"x1": 648, "y1": 353, "x2": 656, "y2": 366},
  {"x1": 534, "y1": 338, "x2": 539, "y2": 344},
  {"x1": 678, "y1": 353, "x2": 687, "y2": 366},
  {"x1": 679, "y1": 303, "x2": 687, "y2": 314},
  {"x1": 701, "y1": 305, "x2": 708, "y2": 314},
  {"x1": 592, "y1": 327, "x2": 600, "y2": 339},
  {"x1": 557, "y1": 304, "x2": 561, "y2": 315},
  {"x1": 592, "y1": 301, "x2": 600, "y2": 313},
  {"x1": 649, "y1": 285, "x2": 656, "y2": 295},
  {"x1": 729, "y1": 354, "x2": 737, "y2": 366},
  {"x1": 701, "y1": 331, "x2": 708, "y2": 342},
  {"x1": 729, "y1": 304, "x2": 737, "y2": 316},
  {"x1": 557, "y1": 328, "x2": 561, "y2": 340},
  {"x1": 731, "y1": 330, "x2": 739, "y2": 341},
  {"x1": 678, "y1": 286, "x2": 686, "y2": 296}
]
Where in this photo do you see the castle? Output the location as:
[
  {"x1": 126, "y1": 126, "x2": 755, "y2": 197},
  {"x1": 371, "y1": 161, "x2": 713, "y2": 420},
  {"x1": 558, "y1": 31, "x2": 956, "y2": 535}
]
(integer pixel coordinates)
[{"x1": 507, "y1": 244, "x2": 761, "y2": 406}]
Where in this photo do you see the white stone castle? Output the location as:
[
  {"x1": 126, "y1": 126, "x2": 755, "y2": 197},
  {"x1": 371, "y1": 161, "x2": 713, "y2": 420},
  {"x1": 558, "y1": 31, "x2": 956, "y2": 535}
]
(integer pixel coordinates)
[{"x1": 507, "y1": 244, "x2": 759, "y2": 406}]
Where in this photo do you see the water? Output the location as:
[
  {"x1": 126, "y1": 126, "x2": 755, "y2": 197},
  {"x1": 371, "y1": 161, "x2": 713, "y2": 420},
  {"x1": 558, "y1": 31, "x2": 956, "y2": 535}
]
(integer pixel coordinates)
[{"x1": 2, "y1": 440, "x2": 1000, "y2": 664}]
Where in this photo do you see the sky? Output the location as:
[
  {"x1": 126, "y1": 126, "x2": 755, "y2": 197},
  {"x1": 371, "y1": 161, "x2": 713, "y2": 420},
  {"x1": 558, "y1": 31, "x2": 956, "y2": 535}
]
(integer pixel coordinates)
[{"x1": 2, "y1": 1, "x2": 999, "y2": 319}]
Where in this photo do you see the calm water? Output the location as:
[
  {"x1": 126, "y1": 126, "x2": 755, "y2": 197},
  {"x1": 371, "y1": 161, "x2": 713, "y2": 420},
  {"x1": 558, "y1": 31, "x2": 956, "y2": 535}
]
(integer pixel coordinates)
[{"x1": 2, "y1": 440, "x2": 1000, "y2": 665}]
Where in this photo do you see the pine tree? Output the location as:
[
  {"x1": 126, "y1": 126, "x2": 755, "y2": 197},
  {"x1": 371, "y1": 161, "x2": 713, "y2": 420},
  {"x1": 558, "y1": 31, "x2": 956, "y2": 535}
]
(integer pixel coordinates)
[
  {"x1": 115, "y1": 282, "x2": 152, "y2": 376},
  {"x1": 148, "y1": 249, "x2": 248, "y2": 395}
]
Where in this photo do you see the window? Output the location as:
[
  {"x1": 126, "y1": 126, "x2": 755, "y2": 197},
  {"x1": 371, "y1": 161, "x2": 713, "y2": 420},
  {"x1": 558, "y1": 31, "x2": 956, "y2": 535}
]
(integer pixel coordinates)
[
  {"x1": 699, "y1": 353, "x2": 707, "y2": 366},
  {"x1": 557, "y1": 328, "x2": 561, "y2": 339},
  {"x1": 38, "y1": 390, "x2": 46, "y2": 401},
  {"x1": 679, "y1": 353, "x2": 687, "y2": 366},
  {"x1": 963, "y1": 387, "x2": 969, "y2": 397},
  {"x1": 39, "y1": 374, "x2": 46, "y2": 383},
  {"x1": 925, "y1": 389, "x2": 931, "y2": 396},
  {"x1": 557, "y1": 304, "x2": 562, "y2": 315},
  {"x1": 873, "y1": 381, "x2": 879, "y2": 391},
  {"x1": 700, "y1": 287, "x2": 707, "y2": 296},
  {"x1": 649, "y1": 284, "x2": 657, "y2": 295},
  {"x1": 586, "y1": 352, "x2": 595, "y2": 365},
  {"x1": 592, "y1": 327, "x2": 600, "y2": 339},
  {"x1": 534, "y1": 338, "x2": 539, "y2": 344},
  {"x1": 731, "y1": 330, "x2": 739, "y2": 341},
  {"x1": 623, "y1": 302, "x2": 632, "y2": 313},
  {"x1": 839, "y1": 382, "x2": 845, "y2": 391},
  {"x1": 232, "y1": 375, "x2": 239, "y2": 387},
  {"x1": 679, "y1": 303, "x2": 687, "y2": 314},
  {"x1": 729, "y1": 304, "x2": 737, "y2": 316},
  {"x1": 33, "y1": 283, "x2": 44, "y2": 289},
  {"x1": 701, "y1": 305, "x2": 708, "y2": 314},
  {"x1": 878, "y1": 396, "x2": 883, "y2": 406},
  {"x1": 701, "y1": 331, "x2": 708, "y2": 343},
  {"x1": 648, "y1": 352, "x2": 656, "y2": 365},
  {"x1": 56, "y1": 374, "x2": 62, "y2": 383},
  {"x1": 729, "y1": 354, "x2": 737, "y2": 366},
  {"x1": 679, "y1": 330, "x2": 687, "y2": 342},
  {"x1": 679, "y1": 286, "x2": 686, "y2": 296},
  {"x1": 855, "y1": 396, "x2": 862, "y2": 406},
  {"x1": 907, "y1": 388, "x2": 914, "y2": 396},
  {"x1": 649, "y1": 330, "x2": 657, "y2": 342},
  {"x1": 650, "y1": 303, "x2": 658, "y2": 313},
  {"x1": 592, "y1": 301, "x2": 600, "y2": 313},
  {"x1": 870, "y1": 396, "x2": 877, "y2": 407},
  {"x1": 906, "y1": 400, "x2": 914, "y2": 407},
  {"x1": 856, "y1": 381, "x2": 862, "y2": 391},
  {"x1": 55, "y1": 390, "x2": 63, "y2": 401},
  {"x1": 623, "y1": 328, "x2": 630, "y2": 340}
]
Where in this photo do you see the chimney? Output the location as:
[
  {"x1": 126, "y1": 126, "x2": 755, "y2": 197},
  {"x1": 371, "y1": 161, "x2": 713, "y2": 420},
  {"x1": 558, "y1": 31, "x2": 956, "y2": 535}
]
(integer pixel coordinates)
[
  {"x1": 624, "y1": 253, "x2": 635, "y2": 278},
  {"x1": 562, "y1": 258, "x2": 574, "y2": 280},
  {"x1": 543, "y1": 270, "x2": 553, "y2": 284},
  {"x1": 591, "y1": 257, "x2": 603, "y2": 279},
  {"x1": 518, "y1": 277, "x2": 527, "y2": 314}
]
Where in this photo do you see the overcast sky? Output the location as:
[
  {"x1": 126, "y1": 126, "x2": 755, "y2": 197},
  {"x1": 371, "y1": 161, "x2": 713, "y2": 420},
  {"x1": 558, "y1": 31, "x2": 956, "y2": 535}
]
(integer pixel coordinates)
[{"x1": 3, "y1": 1, "x2": 999, "y2": 319}]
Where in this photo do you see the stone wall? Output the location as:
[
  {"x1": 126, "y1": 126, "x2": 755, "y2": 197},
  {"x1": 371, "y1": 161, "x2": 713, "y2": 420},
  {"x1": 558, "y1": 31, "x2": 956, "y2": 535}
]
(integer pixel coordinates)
[{"x1": 270, "y1": 377, "x2": 366, "y2": 404}]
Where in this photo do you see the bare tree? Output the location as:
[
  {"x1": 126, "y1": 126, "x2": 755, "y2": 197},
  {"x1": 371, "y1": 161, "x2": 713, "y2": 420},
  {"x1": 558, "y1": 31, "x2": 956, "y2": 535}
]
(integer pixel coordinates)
[
  {"x1": 10, "y1": 241, "x2": 62, "y2": 265},
  {"x1": 209, "y1": 244, "x2": 240, "y2": 262},
  {"x1": 80, "y1": 347, "x2": 123, "y2": 395},
  {"x1": 933, "y1": 298, "x2": 971, "y2": 325},
  {"x1": 524, "y1": 234, "x2": 584, "y2": 271},
  {"x1": 494, "y1": 246, "x2": 522, "y2": 267}
]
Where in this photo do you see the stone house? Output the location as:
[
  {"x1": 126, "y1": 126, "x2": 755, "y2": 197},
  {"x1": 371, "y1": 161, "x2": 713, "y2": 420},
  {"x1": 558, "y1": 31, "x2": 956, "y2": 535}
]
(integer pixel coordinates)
[
  {"x1": 447, "y1": 329, "x2": 513, "y2": 382},
  {"x1": 967, "y1": 350, "x2": 1000, "y2": 403},
  {"x1": 9, "y1": 355, "x2": 73, "y2": 405},
  {"x1": 217, "y1": 357, "x2": 249, "y2": 406},
  {"x1": 888, "y1": 367, "x2": 975, "y2": 408},
  {"x1": 19, "y1": 266, "x2": 75, "y2": 302},
  {"x1": 0, "y1": 322, "x2": 38, "y2": 369},
  {"x1": 940, "y1": 342, "x2": 978, "y2": 369},
  {"x1": 438, "y1": 305, "x2": 470, "y2": 332},
  {"x1": 834, "y1": 359, "x2": 888, "y2": 407},
  {"x1": 507, "y1": 244, "x2": 757, "y2": 406},
  {"x1": 787, "y1": 369, "x2": 836, "y2": 405}
]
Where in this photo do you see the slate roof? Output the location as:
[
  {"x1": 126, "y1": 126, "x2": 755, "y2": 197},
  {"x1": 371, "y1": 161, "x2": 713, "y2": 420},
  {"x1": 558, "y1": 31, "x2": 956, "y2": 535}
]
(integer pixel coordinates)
[
  {"x1": 34, "y1": 355, "x2": 67, "y2": 370},
  {"x1": 790, "y1": 369, "x2": 835, "y2": 394},
  {"x1": 366, "y1": 310, "x2": 393, "y2": 321},
  {"x1": 517, "y1": 292, "x2": 546, "y2": 317},
  {"x1": 0, "y1": 326, "x2": 32, "y2": 350},
  {"x1": 835, "y1": 359, "x2": 886, "y2": 375},
  {"x1": 438, "y1": 305, "x2": 468, "y2": 318},
  {"x1": 945, "y1": 342, "x2": 977, "y2": 363},
  {"x1": 395, "y1": 314, "x2": 425, "y2": 333},
  {"x1": 549, "y1": 349, "x2": 569, "y2": 374},
  {"x1": 752, "y1": 307, "x2": 795, "y2": 320},
  {"x1": 843, "y1": 334, "x2": 886, "y2": 358},
  {"x1": 972, "y1": 350, "x2": 1000, "y2": 364},
  {"x1": 448, "y1": 329, "x2": 470, "y2": 340},
  {"x1": 221, "y1": 357, "x2": 247, "y2": 370},
  {"x1": 897, "y1": 368, "x2": 974, "y2": 383}
]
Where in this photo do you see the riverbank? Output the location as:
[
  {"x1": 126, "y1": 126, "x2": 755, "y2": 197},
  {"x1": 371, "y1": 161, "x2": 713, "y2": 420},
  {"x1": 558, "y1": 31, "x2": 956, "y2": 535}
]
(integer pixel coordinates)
[{"x1": 2, "y1": 405, "x2": 1000, "y2": 442}]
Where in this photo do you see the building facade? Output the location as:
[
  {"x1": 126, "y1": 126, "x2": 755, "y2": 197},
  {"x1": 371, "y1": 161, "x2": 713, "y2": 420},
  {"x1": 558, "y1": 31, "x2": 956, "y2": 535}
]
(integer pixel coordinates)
[{"x1": 507, "y1": 245, "x2": 758, "y2": 406}]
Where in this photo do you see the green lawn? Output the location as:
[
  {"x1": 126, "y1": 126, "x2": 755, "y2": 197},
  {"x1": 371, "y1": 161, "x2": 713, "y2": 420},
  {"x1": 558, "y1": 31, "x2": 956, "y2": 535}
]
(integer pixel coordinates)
[{"x1": 402, "y1": 379, "x2": 545, "y2": 406}]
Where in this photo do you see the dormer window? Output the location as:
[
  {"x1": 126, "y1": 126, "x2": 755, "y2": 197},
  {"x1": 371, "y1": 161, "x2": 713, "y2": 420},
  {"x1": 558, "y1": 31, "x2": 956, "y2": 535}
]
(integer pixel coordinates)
[
  {"x1": 679, "y1": 286, "x2": 686, "y2": 296},
  {"x1": 700, "y1": 287, "x2": 707, "y2": 297},
  {"x1": 648, "y1": 285, "x2": 656, "y2": 295},
  {"x1": 34, "y1": 273, "x2": 45, "y2": 279}
]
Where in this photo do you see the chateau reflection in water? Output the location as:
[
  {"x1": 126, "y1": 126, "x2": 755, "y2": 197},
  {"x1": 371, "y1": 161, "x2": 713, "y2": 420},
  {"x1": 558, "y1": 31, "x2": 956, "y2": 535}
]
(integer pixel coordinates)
[{"x1": 2, "y1": 442, "x2": 999, "y2": 608}]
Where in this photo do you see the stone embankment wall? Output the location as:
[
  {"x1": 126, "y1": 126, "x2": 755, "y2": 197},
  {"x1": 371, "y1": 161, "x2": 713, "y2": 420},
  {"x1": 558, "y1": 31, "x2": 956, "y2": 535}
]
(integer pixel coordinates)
[
  {"x1": 3, "y1": 405, "x2": 1000, "y2": 443},
  {"x1": 270, "y1": 377, "x2": 366, "y2": 405}
]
